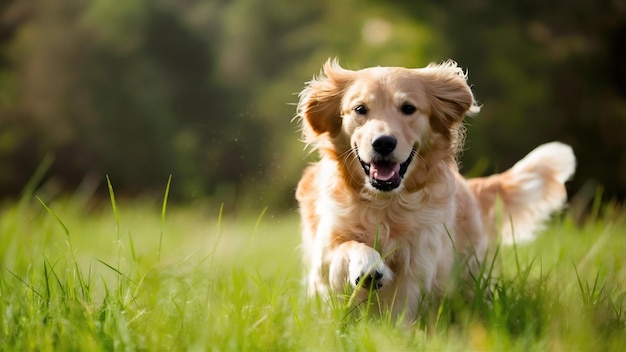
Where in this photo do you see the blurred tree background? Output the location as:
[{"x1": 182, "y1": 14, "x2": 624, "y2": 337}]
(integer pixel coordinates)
[{"x1": 0, "y1": 0, "x2": 624, "y2": 211}]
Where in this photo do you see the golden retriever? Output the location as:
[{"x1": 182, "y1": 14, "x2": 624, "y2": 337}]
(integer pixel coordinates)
[{"x1": 295, "y1": 59, "x2": 576, "y2": 321}]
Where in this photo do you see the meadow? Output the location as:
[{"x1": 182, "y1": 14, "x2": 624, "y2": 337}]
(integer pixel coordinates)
[{"x1": 1, "y1": 180, "x2": 625, "y2": 351}]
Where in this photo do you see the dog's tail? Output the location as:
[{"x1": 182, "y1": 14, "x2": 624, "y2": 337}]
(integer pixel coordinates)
[{"x1": 468, "y1": 142, "x2": 576, "y2": 244}]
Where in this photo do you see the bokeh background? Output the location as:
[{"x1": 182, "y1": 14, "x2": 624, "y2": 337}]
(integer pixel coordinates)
[{"x1": 1, "y1": 0, "x2": 625, "y2": 213}]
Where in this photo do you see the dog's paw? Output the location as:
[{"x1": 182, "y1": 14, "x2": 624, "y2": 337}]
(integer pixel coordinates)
[{"x1": 348, "y1": 244, "x2": 393, "y2": 290}]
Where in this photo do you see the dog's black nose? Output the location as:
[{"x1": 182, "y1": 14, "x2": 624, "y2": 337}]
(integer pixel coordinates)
[{"x1": 372, "y1": 135, "x2": 397, "y2": 155}]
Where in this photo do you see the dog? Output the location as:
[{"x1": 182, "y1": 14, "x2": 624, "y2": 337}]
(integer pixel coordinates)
[{"x1": 295, "y1": 59, "x2": 576, "y2": 321}]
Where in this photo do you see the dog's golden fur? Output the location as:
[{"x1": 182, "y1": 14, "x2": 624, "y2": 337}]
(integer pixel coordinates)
[{"x1": 295, "y1": 59, "x2": 576, "y2": 321}]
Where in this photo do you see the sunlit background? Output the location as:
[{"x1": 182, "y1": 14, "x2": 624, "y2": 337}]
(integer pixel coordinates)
[{"x1": 1, "y1": 0, "x2": 625, "y2": 213}]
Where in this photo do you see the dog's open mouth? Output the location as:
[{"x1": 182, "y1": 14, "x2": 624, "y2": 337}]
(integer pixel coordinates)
[{"x1": 358, "y1": 148, "x2": 415, "y2": 191}]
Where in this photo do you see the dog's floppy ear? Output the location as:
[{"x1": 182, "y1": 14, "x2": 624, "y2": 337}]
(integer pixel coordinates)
[
  {"x1": 418, "y1": 61, "x2": 480, "y2": 134},
  {"x1": 298, "y1": 59, "x2": 352, "y2": 144}
]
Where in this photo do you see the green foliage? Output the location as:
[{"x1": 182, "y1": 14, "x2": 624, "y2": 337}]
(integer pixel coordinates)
[
  {"x1": 1, "y1": 187, "x2": 625, "y2": 350},
  {"x1": 387, "y1": 0, "x2": 626, "y2": 198},
  {"x1": 1, "y1": 0, "x2": 625, "y2": 206}
]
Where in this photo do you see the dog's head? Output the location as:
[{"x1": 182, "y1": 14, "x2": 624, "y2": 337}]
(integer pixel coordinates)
[{"x1": 298, "y1": 59, "x2": 479, "y2": 192}]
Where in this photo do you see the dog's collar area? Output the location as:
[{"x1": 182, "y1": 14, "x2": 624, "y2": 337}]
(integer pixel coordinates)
[{"x1": 357, "y1": 148, "x2": 415, "y2": 191}]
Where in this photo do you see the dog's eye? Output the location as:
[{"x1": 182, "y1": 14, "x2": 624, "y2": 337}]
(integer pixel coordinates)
[
  {"x1": 354, "y1": 105, "x2": 368, "y2": 115},
  {"x1": 401, "y1": 104, "x2": 417, "y2": 115}
]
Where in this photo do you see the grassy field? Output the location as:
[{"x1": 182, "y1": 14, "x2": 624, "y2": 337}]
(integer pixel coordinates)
[{"x1": 1, "y1": 184, "x2": 625, "y2": 351}]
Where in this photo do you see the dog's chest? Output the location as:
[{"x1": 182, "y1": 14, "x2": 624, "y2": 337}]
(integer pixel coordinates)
[
  {"x1": 348, "y1": 200, "x2": 433, "y2": 243},
  {"x1": 337, "y1": 191, "x2": 455, "y2": 254}
]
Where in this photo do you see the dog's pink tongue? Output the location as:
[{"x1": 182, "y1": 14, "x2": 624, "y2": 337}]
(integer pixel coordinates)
[{"x1": 371, "y1": 162, "x2": 400, "y2": 181}]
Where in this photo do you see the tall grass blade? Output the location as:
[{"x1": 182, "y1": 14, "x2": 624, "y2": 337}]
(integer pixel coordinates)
[
  {"x1": 78, "y1": 261, "x2": 94, "y2": 303},
  {"x1": 573, "y1": 261, "x2": 607, "y2": 307},
  {"x1": 35, "y1": 197, "x2": 95, "y2": 303},
  {"x1": 7, "y1": 269, "x2": 44, "y2": 299},
  {"x1": 572, "y1": 261, "x2": 588, "y2": 305},
  {"x1": 43, "y1": 260, "x2": 51, "y2": 306},
  {"x1": 209, "y1": 203, "x2": 225, "y2": 264},
  {"x1": 216, "y1": 203, "x2": 224, "y2": 234},
  {"x1": 128, "y1": 231, "x2": 137, "y2": 262},
  {"x1": 45, "y1": 256, "x2": 65, "y2": 292},
  {"x1": 159, "y1": 175, "x2": 172, "y2": 262},
  {"x1": 106, "y1": 176, "x2": 123, "y2": 289},
  {"x1": 36, "y1": 196, "x2": 70, "y2": 238},
  {"x1": 19, "y1": 154, "x2": 54, "y2": 208},
  {"x1": 96, "y1": 258, "x2": 134, "y2": 284},
  {"x1": 252, "y1": 206, "x2": 268, "y2": 240},
  {"x1": 106, "y1": 175, "x2": 120, "y2": 241}
]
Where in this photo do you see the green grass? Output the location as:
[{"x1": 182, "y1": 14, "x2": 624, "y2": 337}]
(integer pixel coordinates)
[{"x1": 1, "y1": 187, "x2": 625, "y2": 351}]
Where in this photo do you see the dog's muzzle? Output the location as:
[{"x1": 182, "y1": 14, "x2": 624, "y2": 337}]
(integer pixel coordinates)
[{"x1": 357, "y1": 139, "x2": 416, "y2": 191}]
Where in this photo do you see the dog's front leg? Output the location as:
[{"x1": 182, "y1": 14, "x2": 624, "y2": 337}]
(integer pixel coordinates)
[{"x1": 327, "y1": 241, "x2": 394, "y2": 293}]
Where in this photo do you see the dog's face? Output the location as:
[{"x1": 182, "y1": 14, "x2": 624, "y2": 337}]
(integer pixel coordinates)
[
  {"x1": 299, "y1": 59, "x2": 478, "y2": 192},
  {"x1": 340, "y1": 67, "x2": 431, "y2": 191}
]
